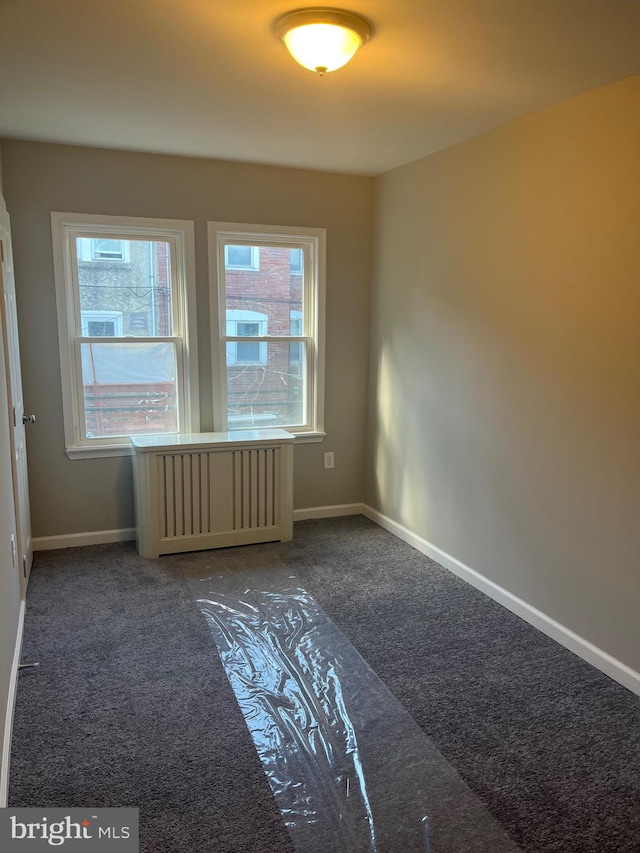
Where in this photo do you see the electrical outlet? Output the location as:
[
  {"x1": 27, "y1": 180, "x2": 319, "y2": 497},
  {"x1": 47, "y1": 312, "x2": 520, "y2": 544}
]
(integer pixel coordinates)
[{"x1": 323, "y1": 451, "x2": 335, "y2": 470}]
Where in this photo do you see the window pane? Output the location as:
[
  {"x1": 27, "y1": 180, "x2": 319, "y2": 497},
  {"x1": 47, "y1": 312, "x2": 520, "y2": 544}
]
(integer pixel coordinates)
[
  {"x1": 87, "y1": 321, "x2": 116, "y2": 337},
  {"x1": 76, "y1": 238, "x2": 173, "y2": 336},
  {"x1": 289, "y1": 312, "x2": 303, "y2": 363},
  {"x1": 290, "y1": 248, "x2": 303, "y2": 274},
  {"x1": 92, "y1": 238, "x2": 125, "y2": 260},
  {"x1": 224, "y1": 246, "x2": 303, "y2": 334},
  {"x1": 82, "y1": 310, "x2": 123, "y2": 336},
  {"x1": 235, "y1": 341, "x2": 262, "y2": 364},
  {"x1": 80, "y1": 342, "x2": 178, "y2": 438},
  {"x1": 289, "y1": 314, "x2": 302, "y2": 336},
  {"x1": 226, "y1": 245, "x2": 258, "y2": 269},
  {"x1": 226, "y1": 342, "x2": 305, "y2": 429}
]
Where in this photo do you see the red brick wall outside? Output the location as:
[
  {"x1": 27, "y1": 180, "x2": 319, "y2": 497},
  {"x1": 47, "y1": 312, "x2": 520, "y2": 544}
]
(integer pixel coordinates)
[
  {"x1": 225, "y1": 246, "x2": 304, "y2": 427},
  {"x1": 155, "y1": 241, "x2": 171, "y2": 337},
  {"x1": 84, "y1": 382, "x2": 177, "y2": 438}
]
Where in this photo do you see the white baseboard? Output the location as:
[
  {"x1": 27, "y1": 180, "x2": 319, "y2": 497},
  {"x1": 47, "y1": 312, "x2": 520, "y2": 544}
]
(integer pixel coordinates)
[
  {"x1": 362, "y1": 505, "x2": 640, "y2": 698},
  {"x1": 32, "y1": 506, "x2": 364, "y2": 548},
  {"x1": 29, "y1": 507, "x2": 640, "y2": 695},
  {"x1": 1, "y1": 598, "x2": 25, "y2": 808},
  {"x1": 294, "y1": 503, "x2": 364, "y2": 521},
  {"x1": 32, "y1": 510, "x2": 367, "y2": 548},
  {"x1": 33, "y1": 528, "x2": 136, "y2": 551}
]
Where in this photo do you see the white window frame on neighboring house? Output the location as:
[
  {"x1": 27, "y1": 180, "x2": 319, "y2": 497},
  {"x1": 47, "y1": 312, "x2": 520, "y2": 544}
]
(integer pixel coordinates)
[
  {"x1": 208, "y1": 222, "x2": 326, "y2": 441},
  {"x1": 81, "y1": 310, "x2": 124, "y2": 337},
  {"x1": 224, "y1": 244, "x2": 260, "y2": 270},
  {"x1": 76, "y1": 237, "x2": 131, "y2": 263},
  {"x1": 289, "y1": 310, "x2": 303, "y2": 366},
  {"x1": 226, "y1": 310, "x2": 268, "y2": 365},
  {"x1": 290, "y1": 248, "x2": 303, "y2": 275},
  {"x1": 51, "y1": 212, "x2": 199, "y2": 459}
]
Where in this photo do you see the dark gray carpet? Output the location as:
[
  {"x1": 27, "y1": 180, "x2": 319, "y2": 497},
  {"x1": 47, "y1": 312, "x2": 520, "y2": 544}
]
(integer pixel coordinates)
[
  {"x1": 10, "y1": 516, "x2": 640, "y2": 852},
  {"x1": 10, "y1": 541, "x2": 294, "y2": 853}
]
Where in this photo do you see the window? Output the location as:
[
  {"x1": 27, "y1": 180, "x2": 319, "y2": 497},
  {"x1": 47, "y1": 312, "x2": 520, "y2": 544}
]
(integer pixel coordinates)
[
  {"x1": 76, "y1": 238, "x2": 131, "y2": 263},
  {"x1": 52, "y1": 213, "x2": 198, "y2": 458},
  {"x1": 91, "y1": 238, "x2": 127, "y2": 261},
  {"x1": 289, "y1": 311, "x2": 302, "y2": 367},
  {"x1": 290, "y1": 248, "x2": 303, "y2": 274},
  {"x1": 81, "y1": 310, "x2": 123, "y2": 337},
  {"x1": 209, "y1": 222, "x2": 326, "y2": 439},
  {"x1": 225, "y1": 245, "x2": 259, "y2": 270},
  {"x1": 226, "y1": 310, "x2": 267, "y2": 365}
]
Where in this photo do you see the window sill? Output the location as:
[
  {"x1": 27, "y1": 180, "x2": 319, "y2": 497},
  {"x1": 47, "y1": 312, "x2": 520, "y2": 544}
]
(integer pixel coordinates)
[
  {"x1": 65, "y1": 430, "x2": 326, "y2": 459},
  {"x1": 66, "y1": 444, "x2": 133, "y2": 460},
  {"x1": 291, "y1": 430, "x2": 326, "y2": 444}
]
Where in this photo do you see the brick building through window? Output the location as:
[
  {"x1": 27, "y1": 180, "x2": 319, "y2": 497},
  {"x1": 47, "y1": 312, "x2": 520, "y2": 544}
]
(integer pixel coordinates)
[{"x1": 224, "y1": 245, "x2": 304, "y2": 428}]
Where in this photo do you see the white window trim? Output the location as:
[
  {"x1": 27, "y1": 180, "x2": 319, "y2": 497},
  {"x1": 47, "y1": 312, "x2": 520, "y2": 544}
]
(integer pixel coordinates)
[
  {"x1": 208, "y1": 222, "x2": 326, "y2": 441},
  {"x1": 52, "y1": 212, "x2": 199, "y2": 459}
]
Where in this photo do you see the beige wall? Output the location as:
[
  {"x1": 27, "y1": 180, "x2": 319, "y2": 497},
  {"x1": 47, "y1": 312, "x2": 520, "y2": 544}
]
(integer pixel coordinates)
[
  {"x1": 366, "y1": 76, "x2": 640, "y2": 670},
  {"x1": 0, "y1": 142, "x2": 373, "y2": 536}
]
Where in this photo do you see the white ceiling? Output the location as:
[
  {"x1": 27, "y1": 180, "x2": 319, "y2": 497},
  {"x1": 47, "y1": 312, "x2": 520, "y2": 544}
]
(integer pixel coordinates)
[{"x1": 0, "y1": 0, "x2": 638, "y2": 176}]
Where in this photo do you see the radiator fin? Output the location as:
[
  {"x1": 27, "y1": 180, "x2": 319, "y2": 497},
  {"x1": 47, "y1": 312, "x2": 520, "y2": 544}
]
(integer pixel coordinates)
[
  {"x1": 233, "y1": 448, "x2": 278, "y2": 531},
  {"x1": 158, "y1": 447, "x2": 279, "y2": 540}
]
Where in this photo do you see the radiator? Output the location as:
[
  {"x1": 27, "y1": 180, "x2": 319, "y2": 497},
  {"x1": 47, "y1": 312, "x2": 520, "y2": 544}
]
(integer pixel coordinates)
[{"x1": 131, "y1": 430, "x2": 294, "y2": 558}]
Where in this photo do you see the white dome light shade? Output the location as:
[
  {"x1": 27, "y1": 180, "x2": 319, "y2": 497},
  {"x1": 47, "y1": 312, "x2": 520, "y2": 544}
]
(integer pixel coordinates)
[
  {"x1": 274, "y1": 9, "x2": 372, "y2": 75},
  {"x1": 284, "y1": 23, "x2": 362, "y2": 73}
]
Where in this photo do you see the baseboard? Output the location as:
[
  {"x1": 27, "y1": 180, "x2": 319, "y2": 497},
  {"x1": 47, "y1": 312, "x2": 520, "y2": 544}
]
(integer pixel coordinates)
[
  {"x1": 294, "y1": 503, "x2": 364, "y2": 521},
  {"x1": 1, "y1": 598, "x2": 25, "y2": 807},
  {"x1": 362, "y1": 505, "x2": 640, "y2": 698},
  {"x1": 32, "y1": 511, "x2": 367, "y2": 547},
  {"x1": 33, "y1": 528, "x2": 136, "y2": 551},
  {"x1": 32, "y1": 507, "x2": 365, "y2": 547}
]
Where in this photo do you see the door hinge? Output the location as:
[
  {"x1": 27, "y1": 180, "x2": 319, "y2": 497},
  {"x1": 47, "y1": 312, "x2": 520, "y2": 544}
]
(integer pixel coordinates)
[
  {"x1": 23, "y1": 555, "x2": 27, "y2": 577},
  {"x1": 0, "y1": 240, "x2": 4, "y2": 265}
]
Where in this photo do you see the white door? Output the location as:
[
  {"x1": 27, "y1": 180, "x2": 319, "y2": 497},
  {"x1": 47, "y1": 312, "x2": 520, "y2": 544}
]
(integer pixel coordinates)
[{"x1": 0, "y1": 203, "x2": 33, "y2": 591}]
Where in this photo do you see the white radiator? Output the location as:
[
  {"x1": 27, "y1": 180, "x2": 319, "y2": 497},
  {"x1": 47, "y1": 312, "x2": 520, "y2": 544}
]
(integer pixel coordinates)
[{"x1": 131, "y1": 430, "x2": 294, "y2": 558}]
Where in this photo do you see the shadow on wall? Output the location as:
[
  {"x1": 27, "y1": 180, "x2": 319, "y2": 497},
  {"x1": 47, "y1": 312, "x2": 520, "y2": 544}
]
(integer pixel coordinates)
[{"x1": 115, "y1": 456, "x2": 135, "y2": 532}]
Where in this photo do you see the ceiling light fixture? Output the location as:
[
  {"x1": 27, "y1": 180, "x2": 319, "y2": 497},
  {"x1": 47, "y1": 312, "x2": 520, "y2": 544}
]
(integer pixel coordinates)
[{"x1": 273, "y1": 7, "x2": 372, "y2": 76}]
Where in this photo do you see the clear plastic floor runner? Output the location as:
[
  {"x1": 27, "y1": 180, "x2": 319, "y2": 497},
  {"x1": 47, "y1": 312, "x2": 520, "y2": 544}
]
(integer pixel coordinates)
[{"x1": 188, "y1": 552, "x2": 520, "y2": 853}]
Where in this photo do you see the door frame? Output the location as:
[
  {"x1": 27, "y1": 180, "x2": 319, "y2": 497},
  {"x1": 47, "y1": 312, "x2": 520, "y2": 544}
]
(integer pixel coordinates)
[{"x1": 0, "y1": 200, "x2": 33, "y2": 595}]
